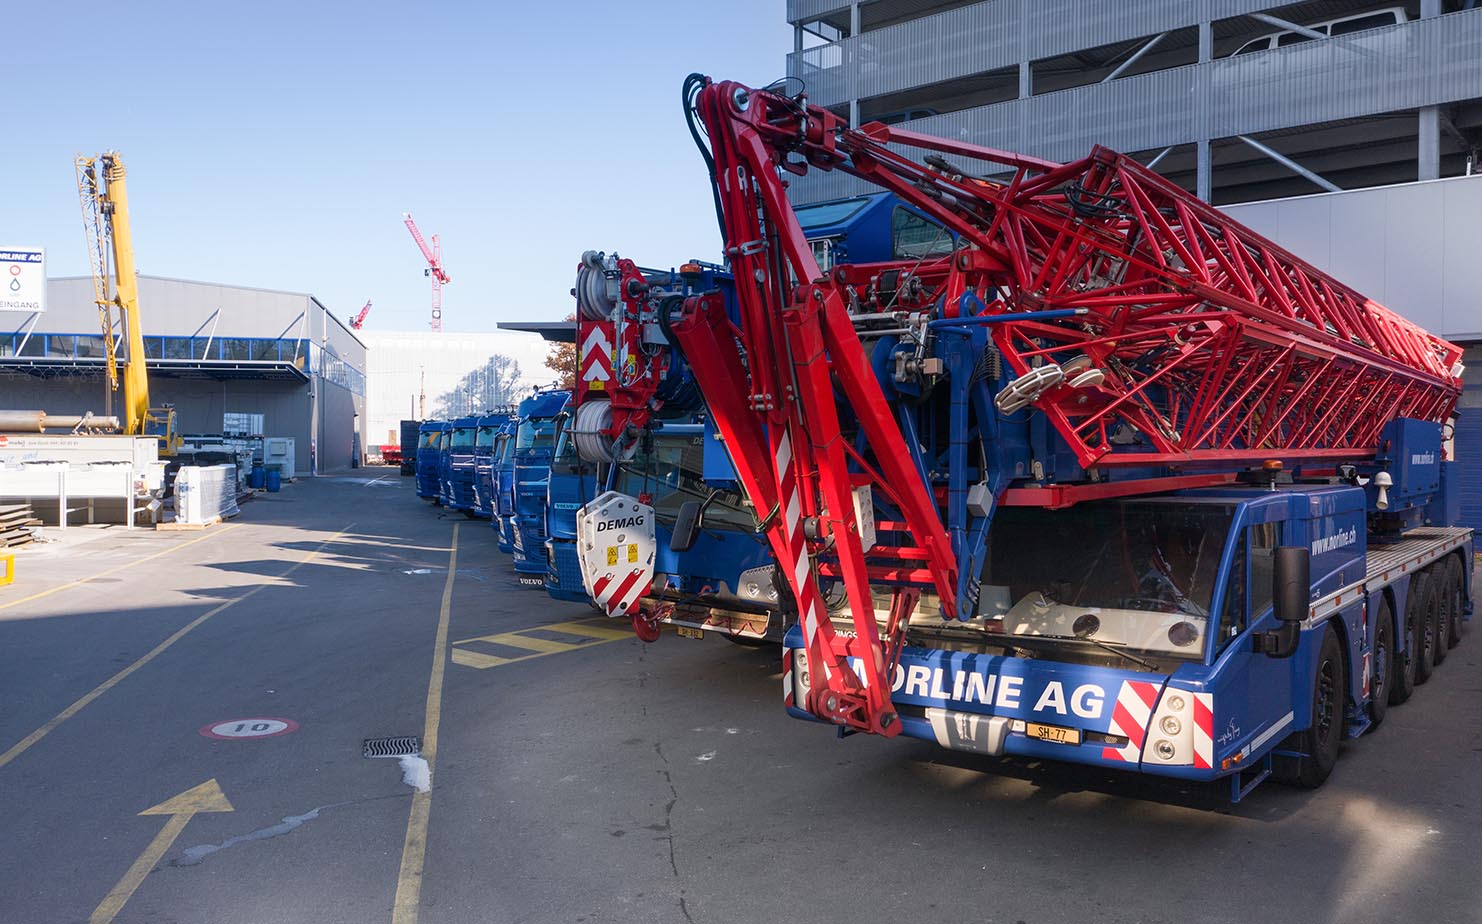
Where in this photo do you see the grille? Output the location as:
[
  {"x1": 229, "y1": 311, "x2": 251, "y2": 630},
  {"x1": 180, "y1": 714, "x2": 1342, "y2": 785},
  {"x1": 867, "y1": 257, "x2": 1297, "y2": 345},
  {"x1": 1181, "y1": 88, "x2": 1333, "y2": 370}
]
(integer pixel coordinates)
[{"x1": 363, "y1": 736, "x2": 421, "y2": 759}]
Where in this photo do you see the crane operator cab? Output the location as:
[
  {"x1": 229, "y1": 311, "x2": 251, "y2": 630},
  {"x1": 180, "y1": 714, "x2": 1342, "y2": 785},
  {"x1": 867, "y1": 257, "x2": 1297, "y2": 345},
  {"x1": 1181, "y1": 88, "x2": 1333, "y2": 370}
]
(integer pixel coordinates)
[{"x1": 144, "y1": 405, "x2": 180, "y2": 455}]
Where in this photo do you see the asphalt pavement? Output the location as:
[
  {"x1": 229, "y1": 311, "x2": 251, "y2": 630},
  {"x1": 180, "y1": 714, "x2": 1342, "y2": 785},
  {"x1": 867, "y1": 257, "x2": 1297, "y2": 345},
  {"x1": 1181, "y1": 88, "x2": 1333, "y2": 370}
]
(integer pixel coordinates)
[{"x1": 0, "y1": 473, "x2": 1478, "y2": 924}]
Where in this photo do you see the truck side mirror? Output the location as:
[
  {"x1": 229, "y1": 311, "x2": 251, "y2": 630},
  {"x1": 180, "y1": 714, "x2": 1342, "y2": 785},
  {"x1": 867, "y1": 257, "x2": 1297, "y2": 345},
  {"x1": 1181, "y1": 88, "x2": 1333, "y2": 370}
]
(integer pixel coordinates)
[
  {"x1": 670, "y1": 500, "x2": 704, "y2": 553},
  {"x1": 1260, "y1": 546, "x2": 1309, "y2": 658}
]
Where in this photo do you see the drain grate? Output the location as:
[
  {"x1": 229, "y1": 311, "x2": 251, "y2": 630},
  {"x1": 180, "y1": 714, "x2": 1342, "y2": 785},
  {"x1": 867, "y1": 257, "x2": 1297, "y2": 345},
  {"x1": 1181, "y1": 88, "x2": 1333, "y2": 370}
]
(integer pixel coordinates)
[{"x1": 363, "y1": 736, "x2": 421, "y2": 759}]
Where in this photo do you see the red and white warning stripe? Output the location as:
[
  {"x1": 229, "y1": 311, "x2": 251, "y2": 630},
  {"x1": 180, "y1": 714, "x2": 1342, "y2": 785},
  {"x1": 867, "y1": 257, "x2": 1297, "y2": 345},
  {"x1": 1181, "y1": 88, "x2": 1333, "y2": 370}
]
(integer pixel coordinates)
[
  {"x1": 1191, "y1": 692, "x2": 1214, "y2": 769},
  {"x1": 1102, "y1": 680, "x2": 1159, "y2": 763},
  {"x1": 774, "y1": 430, "x2": 834, "y2": 683},
  {"x1": 593, "y1": 568, "x2": 648, "y2": 617}
]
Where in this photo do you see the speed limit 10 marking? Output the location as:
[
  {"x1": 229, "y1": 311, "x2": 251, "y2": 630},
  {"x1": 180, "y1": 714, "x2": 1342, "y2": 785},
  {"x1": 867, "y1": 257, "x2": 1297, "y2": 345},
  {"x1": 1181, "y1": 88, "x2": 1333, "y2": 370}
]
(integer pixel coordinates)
[{"x1": 199, "y1": 717, "x2": 300, "y2": 740}]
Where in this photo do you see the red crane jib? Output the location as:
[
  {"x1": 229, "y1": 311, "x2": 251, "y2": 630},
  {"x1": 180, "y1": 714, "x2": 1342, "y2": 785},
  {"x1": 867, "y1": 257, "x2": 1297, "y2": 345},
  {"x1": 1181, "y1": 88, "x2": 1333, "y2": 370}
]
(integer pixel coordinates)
[{"x1": 670, "y1": 77, "x2": 1462, "y2": 736}]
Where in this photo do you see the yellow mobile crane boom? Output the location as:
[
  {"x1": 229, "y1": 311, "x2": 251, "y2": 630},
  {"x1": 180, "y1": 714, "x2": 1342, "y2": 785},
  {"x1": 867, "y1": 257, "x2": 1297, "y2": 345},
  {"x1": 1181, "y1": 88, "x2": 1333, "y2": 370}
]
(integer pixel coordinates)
[{"x1": 76, "y1": 152, "x2": 177, "y2": 452}]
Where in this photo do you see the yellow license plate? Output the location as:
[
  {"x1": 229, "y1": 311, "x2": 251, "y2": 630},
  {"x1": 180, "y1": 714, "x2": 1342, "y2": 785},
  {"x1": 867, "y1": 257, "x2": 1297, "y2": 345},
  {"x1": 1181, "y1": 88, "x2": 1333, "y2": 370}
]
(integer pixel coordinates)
[
  {"x1": 1025, "y1": 722, "x2": 1081, "y2": 746},
  {"x1": 675, "y1": 626, "x2": 704, "y2": 640}
]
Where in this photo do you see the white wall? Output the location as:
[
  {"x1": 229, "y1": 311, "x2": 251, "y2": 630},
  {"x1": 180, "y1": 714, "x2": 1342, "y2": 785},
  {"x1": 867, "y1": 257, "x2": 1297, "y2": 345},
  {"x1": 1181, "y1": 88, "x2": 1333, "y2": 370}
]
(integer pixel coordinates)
[
  {"x1": 1221, "y1": 174, "x2": 1482, "y2": 343},
  {"x1": 361, "y1": 330, "x2": 555, "y2": 448}
]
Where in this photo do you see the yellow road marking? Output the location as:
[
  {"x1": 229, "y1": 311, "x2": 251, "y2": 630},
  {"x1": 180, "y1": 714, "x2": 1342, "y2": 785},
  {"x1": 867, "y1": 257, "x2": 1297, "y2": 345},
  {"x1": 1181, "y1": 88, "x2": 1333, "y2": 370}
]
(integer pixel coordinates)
[
  {"x1": 0, "y1": 524, "x2": 240, "y2": 613},
  {"x1": 0, "y1": 525, "x2": 349, "y2": 771},
  {"x1": 393, "y1": 522, "x2": 459, "y2": 924},
  {"x1": 449, "y1": 617, "x2": 634, "y2": 670},
  {"x1": 91, "y1": 780, "x2": 234, "y2": 924}
]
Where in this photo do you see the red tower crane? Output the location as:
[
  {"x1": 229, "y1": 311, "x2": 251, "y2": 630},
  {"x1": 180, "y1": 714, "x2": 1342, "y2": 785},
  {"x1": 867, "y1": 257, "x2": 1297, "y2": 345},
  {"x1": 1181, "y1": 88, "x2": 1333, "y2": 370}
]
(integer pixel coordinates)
[
  {"x1": 403, "y1": 212, "x2": 450, "y2": 333},
  {"x1": 349, "y1": 300, "x2": 372, "y2": 330}
]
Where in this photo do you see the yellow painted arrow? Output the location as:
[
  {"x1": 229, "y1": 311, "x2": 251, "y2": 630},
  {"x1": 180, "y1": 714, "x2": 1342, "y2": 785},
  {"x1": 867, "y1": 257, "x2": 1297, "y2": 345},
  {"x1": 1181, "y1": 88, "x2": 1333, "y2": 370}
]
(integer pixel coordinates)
[{"x1": 91, "y1": 779, "x2": 234, "y2": 924}]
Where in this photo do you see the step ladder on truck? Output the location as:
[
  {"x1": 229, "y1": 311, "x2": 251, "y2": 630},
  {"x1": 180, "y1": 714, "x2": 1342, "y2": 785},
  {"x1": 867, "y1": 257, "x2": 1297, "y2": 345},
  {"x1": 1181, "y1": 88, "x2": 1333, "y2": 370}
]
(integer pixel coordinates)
[{"x1": 574, "y1": 75, "x2": 1471, "y2": 799}]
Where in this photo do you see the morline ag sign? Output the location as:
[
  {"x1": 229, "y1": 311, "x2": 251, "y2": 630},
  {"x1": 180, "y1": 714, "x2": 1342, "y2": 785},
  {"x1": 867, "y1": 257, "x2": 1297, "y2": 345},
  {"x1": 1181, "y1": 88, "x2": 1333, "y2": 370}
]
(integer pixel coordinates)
[{"x1": 0, "y1": 247, "x2": 45, "y2": 313}]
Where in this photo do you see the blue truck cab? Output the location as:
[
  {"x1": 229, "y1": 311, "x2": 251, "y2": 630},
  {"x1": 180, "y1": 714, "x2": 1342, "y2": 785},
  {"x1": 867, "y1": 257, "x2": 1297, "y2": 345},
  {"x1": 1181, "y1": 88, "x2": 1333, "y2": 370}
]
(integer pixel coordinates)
[
  {"x1": 619, "y1": 422, "x2": 782, "y2": 640},
  {"x1": 545, "y1": 424, "x2": 600, "y2": 602},
  {"x1": 494, "y1": 417, "x2": 519, "y2": 553},
  {"x1": 794, "y1": 190, "x2": 957, "y2": 272},
  {"x1": 511, "y1": 390, "x2": 570, "y2": 576},
  {"x1": 444, "y1": 415, "x2": 480, "y2": 512},
  {"x1": 471, "y1": 414, "x2": 506, "y2": 519},
  {"x1": 785, "y1": 431, "x2": 1472, "y2": 799},
  {"x1": 415, "y1": 420, "x2": 449, "y2": 501}
]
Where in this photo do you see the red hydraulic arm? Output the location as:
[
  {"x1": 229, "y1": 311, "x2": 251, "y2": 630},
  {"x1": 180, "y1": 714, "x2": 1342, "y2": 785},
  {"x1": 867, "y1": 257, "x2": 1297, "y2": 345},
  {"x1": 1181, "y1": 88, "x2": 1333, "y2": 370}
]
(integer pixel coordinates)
[
  {"x1": 404, "y1": 212, "x2": 450, "y2": 333},
  {"x1": 670, "y1": 76, "x2": 1462, "y2": 737},
  {"x1": 349, "y1": 300, "x2": 372, "y2": 330}
]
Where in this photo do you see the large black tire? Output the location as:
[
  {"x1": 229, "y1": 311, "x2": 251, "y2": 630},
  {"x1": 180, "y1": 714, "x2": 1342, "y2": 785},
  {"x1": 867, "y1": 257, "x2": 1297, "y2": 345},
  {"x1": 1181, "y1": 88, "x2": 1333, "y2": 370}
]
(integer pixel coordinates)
[
  {"x1": 1442, "y1": 553, "x2": 1465, "y2": 649},
  {"x1": 1432, "y1": 564, "x2": 1452, "y2": 667},
  {"x1": 1390, "y1": 572, "x2": 1425, "y2": 705},
  {"x1": 1367, "y1": 596, "x2": 1393, "y2": 729},
  {"x1": 1278, "y1": 624, "x2": 1347, "y2": 788},
  {"x1": 1415, "y1": 570, "x2": 1440, "y2": 684}
]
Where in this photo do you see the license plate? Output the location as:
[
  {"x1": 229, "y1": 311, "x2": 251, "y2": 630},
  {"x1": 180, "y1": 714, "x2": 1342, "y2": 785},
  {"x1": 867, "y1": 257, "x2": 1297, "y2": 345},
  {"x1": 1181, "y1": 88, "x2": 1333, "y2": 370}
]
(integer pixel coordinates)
[
  {"x1": 1025, "y1": 722, "x2": 1081, "y2": 746},
  {"x1": 675, "y1": 626, "x2": 705, "y2": 640}
]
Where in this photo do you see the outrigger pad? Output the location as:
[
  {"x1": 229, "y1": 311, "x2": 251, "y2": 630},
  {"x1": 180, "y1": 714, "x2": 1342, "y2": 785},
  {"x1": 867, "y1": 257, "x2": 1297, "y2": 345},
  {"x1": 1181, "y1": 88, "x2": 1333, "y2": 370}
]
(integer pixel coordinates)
[{"x1": 575, "y1": 491, "x2": 656, "y2": 618}]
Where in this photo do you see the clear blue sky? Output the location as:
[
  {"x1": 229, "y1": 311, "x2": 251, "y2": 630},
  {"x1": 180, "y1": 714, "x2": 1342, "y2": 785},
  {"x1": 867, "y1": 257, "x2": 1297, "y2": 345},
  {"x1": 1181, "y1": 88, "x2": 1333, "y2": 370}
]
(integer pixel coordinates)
[{"x1": 1, "y1": 1, "x2": 792, "y2": 332}]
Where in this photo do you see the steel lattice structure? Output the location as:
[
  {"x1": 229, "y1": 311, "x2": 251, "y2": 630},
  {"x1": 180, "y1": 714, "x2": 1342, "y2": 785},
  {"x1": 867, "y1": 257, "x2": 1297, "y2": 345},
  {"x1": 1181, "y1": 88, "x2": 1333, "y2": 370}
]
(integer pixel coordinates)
[{"x1": 669, "y1": 77, "x2": 1462, "y2": 736}]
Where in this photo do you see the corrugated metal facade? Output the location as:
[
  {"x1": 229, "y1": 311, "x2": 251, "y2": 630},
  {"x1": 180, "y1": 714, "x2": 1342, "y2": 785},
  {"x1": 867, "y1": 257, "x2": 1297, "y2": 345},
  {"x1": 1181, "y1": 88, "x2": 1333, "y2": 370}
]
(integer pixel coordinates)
[
  {"x1": 0, "y1": 276, "x2": 367, "y2": 473},
  {"x1": 790, "y1": 8, "x2": 1482, "y2": 203}
]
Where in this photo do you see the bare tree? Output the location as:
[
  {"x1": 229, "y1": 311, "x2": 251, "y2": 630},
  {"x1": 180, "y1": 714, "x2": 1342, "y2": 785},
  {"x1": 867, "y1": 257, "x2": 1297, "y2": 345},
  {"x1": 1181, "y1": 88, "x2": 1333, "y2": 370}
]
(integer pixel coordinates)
[{"x1": 434, "y1": 353, "x2": 523, "y2": 417}]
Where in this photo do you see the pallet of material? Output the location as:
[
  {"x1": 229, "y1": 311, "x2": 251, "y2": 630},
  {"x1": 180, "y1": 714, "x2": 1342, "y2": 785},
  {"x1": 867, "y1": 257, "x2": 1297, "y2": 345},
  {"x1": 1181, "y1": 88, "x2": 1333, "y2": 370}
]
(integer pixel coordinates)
[
  {"x1": 156, "y1": 515, "x2": 223, "y2": 532},
  {"x1": 0, "y1": 504, "x2": 39, "y2": 546}
]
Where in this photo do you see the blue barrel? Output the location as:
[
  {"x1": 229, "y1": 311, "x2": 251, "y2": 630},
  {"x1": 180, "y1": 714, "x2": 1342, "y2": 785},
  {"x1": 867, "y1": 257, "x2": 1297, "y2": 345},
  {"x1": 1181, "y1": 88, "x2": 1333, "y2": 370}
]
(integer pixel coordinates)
[
  {"x1": 265, "y1": 469, "x2": 282, "y2": 492},
  {"x1": 248, "y1": 464, "x2": 266, "y2": 489}
]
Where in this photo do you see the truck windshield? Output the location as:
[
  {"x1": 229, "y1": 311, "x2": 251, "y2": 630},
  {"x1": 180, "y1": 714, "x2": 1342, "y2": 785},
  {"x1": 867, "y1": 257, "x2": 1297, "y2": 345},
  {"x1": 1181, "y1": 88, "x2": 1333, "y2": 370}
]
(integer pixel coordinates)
[
  {"x1": 419, "y1": 431, "x2": 440, "y2": 450},
  {"x1": 551, "y1": 427, "x2": 582, "y2": 474},
  {"x1": 796, "y1": 197, "x2": 869, "y2": 230},
  {"x1": 476, "y1": 426, "x2": 495, "y2": 448},
  {"x1": 982, "y1": 501, "x2": 1233, "y2": 660},
  {"x1": 439, "y1": 432, "x2": 450, "y2": 450},
  {"x1": 451, "y1": 427, "x2": 476, "y2": 449},
  {"x1": 499, "y1": 432, "x2": 517, "y2": 463},
  {"x1": 516, "y1": 419, "x2": 555, "y2": 451},
  {"x1": 619, "y1": 434, "x2": 755, "y2": 532}
]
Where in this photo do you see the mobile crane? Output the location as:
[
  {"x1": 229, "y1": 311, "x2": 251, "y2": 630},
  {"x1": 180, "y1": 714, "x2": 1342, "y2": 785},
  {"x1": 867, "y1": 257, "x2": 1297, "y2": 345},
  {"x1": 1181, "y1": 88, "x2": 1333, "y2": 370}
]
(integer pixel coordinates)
[
  {"x1": 574, "y1": 76, "x2": 1470, "y2": 796},
  {"x1": 76, "y1": 153, "x2": 179, "y2": 453}
]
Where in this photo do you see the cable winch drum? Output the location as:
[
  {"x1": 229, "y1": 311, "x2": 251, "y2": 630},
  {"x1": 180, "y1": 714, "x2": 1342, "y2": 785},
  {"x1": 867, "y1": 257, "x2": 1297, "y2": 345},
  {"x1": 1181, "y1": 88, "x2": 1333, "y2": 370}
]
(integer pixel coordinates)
[
  {"x1": 575, "y1": 251, "x2": 618, "y2": 321},
  {"x1": 571, "y1": 399, "x2": 638, "y2": 464}
]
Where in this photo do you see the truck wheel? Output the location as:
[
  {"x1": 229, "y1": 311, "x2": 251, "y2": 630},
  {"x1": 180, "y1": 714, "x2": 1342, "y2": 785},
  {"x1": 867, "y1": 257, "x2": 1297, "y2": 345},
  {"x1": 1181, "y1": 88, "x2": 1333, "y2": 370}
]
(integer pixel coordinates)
[
  {"x1": 1281, "y1": 625, "x2": 1347, "y2": 788},
  {"x1": 1442, "y1": 553, "x2": 1465, "y2": 649},
  {"x1": 1390, "y1": 571, "x2": 1427, "y2": 704},
  {"x1": 1367, "y1": 597, "x2": 1393, "y2": 729},
  {"x1": 1432, "y1": 565, "x2": 1452, "y2": 666},
  {"x1": 1415, "y1": 571, "x2": 1440, "y2": 684}
]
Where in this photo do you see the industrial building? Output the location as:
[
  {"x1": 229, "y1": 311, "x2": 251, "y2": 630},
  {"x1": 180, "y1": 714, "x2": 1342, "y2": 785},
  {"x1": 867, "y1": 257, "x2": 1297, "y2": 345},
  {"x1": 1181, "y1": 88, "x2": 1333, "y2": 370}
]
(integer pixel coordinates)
[
  {"x1": 788, "y1": 0, "x2": 1482, "y2": 522},
  {"x1": 0, "y1": 275, "x2": 366, "y2": 475},
  {"x1": 360, "y1": 329, "x2": 554, "y2": 454}
]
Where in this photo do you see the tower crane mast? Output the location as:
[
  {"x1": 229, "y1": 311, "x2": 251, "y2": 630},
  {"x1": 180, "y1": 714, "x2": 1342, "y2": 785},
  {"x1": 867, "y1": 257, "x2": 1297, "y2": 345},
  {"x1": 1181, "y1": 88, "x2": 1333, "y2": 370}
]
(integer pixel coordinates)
[{"x1": 403, "y1": 213, "x2": 450, "y2": 332}]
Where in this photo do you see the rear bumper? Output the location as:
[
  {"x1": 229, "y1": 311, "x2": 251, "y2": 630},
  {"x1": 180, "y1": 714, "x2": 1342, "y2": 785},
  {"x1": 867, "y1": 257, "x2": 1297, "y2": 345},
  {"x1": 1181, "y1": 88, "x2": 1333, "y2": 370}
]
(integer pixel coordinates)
[{"x1": 782, "y1": 632, "x2": 1228, "y2": 782}]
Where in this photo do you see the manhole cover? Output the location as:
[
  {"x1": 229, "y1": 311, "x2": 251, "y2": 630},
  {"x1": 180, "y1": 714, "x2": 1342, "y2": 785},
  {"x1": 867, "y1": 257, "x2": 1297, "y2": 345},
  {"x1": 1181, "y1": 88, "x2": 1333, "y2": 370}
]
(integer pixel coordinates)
[{"x1": 363, "y1": 736, "x2": 421, "y2": 758}]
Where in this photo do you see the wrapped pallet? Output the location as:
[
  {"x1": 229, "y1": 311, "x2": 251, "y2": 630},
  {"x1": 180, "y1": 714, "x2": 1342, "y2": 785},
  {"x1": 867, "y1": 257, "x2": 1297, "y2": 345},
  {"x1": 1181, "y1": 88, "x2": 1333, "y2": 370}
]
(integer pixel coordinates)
[{"x1": 173, "y1": 464, "x2": 240, "y2": 525}]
